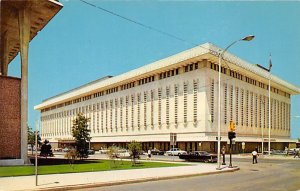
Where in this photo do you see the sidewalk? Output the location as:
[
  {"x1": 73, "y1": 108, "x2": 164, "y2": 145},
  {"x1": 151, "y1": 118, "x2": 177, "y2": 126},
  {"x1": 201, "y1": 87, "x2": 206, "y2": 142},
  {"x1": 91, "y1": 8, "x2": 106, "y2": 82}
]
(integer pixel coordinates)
[{"x1": 0, "y1": 161, "x2": 238, "y2": 191}]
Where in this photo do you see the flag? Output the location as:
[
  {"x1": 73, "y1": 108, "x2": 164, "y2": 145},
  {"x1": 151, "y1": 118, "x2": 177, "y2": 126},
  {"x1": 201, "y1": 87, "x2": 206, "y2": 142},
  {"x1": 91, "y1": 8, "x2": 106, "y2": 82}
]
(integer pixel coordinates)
[{"x1": 269, "y1": 54, "x2": 272, "y2": 72}]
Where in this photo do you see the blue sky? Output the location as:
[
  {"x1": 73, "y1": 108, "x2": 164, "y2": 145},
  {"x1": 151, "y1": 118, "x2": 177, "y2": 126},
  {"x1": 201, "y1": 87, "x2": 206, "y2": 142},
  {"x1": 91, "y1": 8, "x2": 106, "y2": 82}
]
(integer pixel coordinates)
[{"x1": 9, "y1": 1, "x2": 300, "y2": 138}]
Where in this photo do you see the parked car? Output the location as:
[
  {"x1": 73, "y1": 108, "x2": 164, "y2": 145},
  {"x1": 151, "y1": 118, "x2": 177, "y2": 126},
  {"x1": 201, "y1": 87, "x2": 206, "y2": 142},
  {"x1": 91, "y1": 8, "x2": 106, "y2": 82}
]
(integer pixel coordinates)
[
  {"x1": 117, "y1": 150, "x2": 131, "y2": 159},
  {"x1": 165, "y1": 148, "x2": 187, "y2": 156},
  {"x1": 271, "y1": 150, "x2": 286, "y2": 155},
  {"x1": 179, "y1": 151, "x2": 217, "y2": 163},
  {"x1": 151, "y1": 148, "x2": 165, "y2": 155},
  {"x1": 54, "y1": 148, "x2": 62, "y2": 152},
  {"x1": 62, "y1": 147, "x2": 70, "y2": 152},
  {"x1": 99, "y1": 149, "x2": 109, "y2": 154},
  {"x1": 88, "y1": 149, "x2": 95, "y2": 155}
]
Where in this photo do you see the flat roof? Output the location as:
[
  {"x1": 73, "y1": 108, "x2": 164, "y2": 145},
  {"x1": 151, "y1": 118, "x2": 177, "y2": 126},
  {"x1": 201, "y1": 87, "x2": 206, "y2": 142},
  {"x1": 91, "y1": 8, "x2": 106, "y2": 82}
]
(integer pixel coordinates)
[
  {"x1": 34, "y1": 42, "x2": 300, "y2": 110},
  {"x1": 0, "y1": 0, "x2": 63, "y2": 65}
]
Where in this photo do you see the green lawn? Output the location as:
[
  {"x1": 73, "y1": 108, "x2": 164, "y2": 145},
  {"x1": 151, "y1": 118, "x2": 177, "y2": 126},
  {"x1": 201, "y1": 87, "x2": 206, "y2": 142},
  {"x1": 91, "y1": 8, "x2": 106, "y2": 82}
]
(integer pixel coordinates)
[{"x1": 0, "y1": 160, "x2": 186, "y2": 177}]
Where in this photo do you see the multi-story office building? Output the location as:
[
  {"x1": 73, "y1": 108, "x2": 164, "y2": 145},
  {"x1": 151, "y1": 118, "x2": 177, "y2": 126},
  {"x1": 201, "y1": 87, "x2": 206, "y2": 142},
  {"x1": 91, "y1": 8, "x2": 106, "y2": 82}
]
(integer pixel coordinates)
[{"x1": 34, "y1": 43, "x2": 300, "y2": 153}]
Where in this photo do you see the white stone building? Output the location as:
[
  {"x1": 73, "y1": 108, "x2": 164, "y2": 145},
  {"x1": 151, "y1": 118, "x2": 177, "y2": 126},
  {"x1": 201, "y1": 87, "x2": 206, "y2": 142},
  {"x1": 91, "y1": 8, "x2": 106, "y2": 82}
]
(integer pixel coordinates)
[{"x1": 34, "y1": 43, "x2": 300, "y2": 153}]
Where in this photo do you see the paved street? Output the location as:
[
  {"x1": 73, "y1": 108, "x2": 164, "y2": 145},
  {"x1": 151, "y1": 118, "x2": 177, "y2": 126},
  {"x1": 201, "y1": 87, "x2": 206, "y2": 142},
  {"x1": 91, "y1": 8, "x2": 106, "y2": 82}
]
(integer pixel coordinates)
[{"x1": 78, "y1": 157, "x2": 300, "y2": 191}]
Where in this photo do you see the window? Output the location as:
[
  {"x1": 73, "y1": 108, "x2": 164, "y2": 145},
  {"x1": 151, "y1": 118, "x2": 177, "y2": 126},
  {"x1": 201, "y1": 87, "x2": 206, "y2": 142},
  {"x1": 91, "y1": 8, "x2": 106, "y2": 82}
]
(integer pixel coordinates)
[
  {"x1": 241, "y1": 89, "x2": 244, "y2": 126},
  {"x1": 235, "y1": 87, "x2": 239, "y2": 125},
  {"x1": 120, "y1": 98, "x2": 123, "y2": 131},
  {"x1": 184, "y1": 82, "x2": 188, "y2": 124},
  {"x1": 131, "y1": 95, "x2": 134, "y2": 130},
  {"x1": 224, "y1": 83, "x2": 228, "y2": 124},
  {"x1": 229, "y1": 85, "x2": 233, "y2": 121},
  {"x1": 193, "y1": 80, "x2": 198, "y2": 123},
  {"x1": 166, "y1": 87, "x2": 170, "y2": 126},
  {"x1": 158, "y1": 88, "x2": 162, "y2": 126},
  {"x1": 250, "y1": 92, "x2": 253, "y2": 127},
  {"x1": 137, "y1": 93, "x2": 141, "y2": 128},
  {"x1": 126, "y1": 96, "x2": 129, "y2": 131},
  {"x1": 211, "y1": 80, "x2": 215, "y2": 122},
  {"x1": 174, "y1": 85, "x2": 178, "y2": 125},
  {"x1": 246, "y1": 90, "x2": 249, "y2": 126},
  {"x1": 115, "y1": 99, "x2": 118, "y2": 132},
  {"x1": 144, "y1": 92, "x2": 147, "y2": 129},
  {"x1": 151, "y1": 90, "x2": 154, "y2": 127}
]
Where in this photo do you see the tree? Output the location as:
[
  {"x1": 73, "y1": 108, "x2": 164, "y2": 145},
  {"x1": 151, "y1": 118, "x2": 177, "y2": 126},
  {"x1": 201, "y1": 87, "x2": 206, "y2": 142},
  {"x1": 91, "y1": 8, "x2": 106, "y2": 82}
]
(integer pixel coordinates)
[
  {"x1": 107, "y1": 146, "x2": 120, "y2": 168},
  {"x1": 27, "y1": 126, "x2": 41, "y2": 155},
  {"x1": 127, "y1": 140, "x2": 142, "y2": 165},
  {"x1": 72, "y1": 113, "x2": 91, "y2": 159}
]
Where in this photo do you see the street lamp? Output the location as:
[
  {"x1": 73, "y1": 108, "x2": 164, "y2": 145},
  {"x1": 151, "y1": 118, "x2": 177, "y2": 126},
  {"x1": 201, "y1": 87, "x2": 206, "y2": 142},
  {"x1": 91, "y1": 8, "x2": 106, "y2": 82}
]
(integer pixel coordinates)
[{"x1": 217, "y1": 35, "x2": 255, "y2": 170}]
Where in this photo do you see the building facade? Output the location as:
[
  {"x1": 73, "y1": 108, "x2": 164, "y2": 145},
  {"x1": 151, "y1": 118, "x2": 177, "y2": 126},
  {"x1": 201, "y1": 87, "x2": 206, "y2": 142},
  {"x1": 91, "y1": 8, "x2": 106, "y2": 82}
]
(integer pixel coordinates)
[{"x1": 35, "y1": 43, "x2": 300, "y2": 153}]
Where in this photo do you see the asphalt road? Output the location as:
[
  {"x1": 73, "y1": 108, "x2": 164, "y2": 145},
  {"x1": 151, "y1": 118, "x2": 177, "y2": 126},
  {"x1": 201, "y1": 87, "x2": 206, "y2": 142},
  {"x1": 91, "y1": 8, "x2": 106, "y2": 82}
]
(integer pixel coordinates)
[{"x1": 76, "y1": 158, "x2": 300, "y2": 191}]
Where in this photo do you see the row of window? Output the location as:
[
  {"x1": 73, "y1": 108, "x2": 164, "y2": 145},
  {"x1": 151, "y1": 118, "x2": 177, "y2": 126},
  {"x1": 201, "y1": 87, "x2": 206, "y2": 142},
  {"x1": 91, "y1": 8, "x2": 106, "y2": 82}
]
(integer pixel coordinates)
[
  {"x1": 210, "y1": 80, "x2": 291, "y2": 130},
  {"x1": 41, "y1": 81, "x2": 200, "y2": 137},
  {"x1": 210, "y1": 63, "x2": 290, "y2": 99},
  {"x1": 41, "y1": 63, "x2": 200, "y2": 113}
]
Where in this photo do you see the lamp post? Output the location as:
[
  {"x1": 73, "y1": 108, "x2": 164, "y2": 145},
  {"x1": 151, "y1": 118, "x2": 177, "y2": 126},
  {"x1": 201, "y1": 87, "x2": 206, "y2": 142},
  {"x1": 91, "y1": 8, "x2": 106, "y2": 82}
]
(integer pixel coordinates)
[
  {"x1": 268, "y1": 54, "x2": 272, "y2": 156},
  {"x1": 217, "y1": 35, "x2": 255, "y2": 170}
]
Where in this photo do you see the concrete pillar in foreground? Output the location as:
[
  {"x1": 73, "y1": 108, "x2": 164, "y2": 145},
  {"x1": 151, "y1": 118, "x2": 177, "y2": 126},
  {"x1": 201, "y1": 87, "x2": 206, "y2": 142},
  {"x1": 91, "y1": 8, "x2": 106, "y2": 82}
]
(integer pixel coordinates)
[
  {"x1": 1, "y1": 31, "x2": 9, "y2": 76},
  {"x1": 18, "y1": 6, "x2": 30, "y2": 164}
]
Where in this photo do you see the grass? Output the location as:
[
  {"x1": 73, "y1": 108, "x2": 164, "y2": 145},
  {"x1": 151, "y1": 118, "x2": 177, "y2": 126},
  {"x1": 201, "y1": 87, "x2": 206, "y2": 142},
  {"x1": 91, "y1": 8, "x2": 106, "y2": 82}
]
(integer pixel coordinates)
[{"x1": 0, "y1": 159, "x2": 187, "y2": 177}]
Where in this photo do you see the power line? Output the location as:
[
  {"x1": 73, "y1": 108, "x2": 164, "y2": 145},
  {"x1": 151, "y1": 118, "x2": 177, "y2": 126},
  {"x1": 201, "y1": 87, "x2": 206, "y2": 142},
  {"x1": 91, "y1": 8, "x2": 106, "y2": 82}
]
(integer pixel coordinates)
[
  {"x1": 79, "y1": 0, "x2": 241, "y2": 88},
  {"x1": 80, "y1": 0, "x2": 199, "y2": 47}
]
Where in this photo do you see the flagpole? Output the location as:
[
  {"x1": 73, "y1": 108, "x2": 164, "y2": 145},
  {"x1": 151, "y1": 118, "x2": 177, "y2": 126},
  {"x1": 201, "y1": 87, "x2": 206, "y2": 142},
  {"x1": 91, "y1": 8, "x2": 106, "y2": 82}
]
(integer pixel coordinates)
[{"x1": 268, "y1": 54, "x2": 272, "y2": 156}]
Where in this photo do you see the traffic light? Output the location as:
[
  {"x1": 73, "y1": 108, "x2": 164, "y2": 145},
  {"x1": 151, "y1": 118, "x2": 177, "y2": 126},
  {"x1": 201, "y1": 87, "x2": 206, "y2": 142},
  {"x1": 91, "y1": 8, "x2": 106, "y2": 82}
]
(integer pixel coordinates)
[
  {"x1": 228, "y1": 132, "x2": 236, "y2": 139},
  {"x1": 229, "y1": 121, "x2": 235, "y2": 132}
]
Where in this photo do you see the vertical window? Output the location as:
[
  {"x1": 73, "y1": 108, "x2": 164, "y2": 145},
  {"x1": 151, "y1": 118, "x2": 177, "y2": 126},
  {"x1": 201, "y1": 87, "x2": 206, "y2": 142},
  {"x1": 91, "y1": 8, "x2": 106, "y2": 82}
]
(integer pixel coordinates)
[
  {"x1": 263, "y1": 96, "x2": 266, "y2": 128},
  {"x1": 131, "y1": 95, "x2": 134, "y2": 130},
  {"x1": 174, "y1": 85, "x2": 178, "y2": 125},
  {"x1": 255, "y1": 94, "x2": 258, "y2": 128},
  {"x1": 137, "y1": 93, "x2": 141, "y2": 128},
  {"x1": 115, "y1": 99, "x2": 118, "y2": 132},
  {"x1": 193, "y1": 80, "x2": 198, "y2": 123},
  {"x1": 246, "y1": 90, "x2": 249, "y2": 126},
  {"x1": 97, "y1": 103, "x2": 100, "y2": 133},
  {"x1": 126, "y1": 96, "x2": 129, "y2": 131},
  {"x1": 211, "y1": 80, "x2": 215, "y2": 122},
  {"x1": 166, "y1": 87, "x2": 170, "y2": 126},
  {"x1": 224, "y1": 83, "x2": 227, "y2": 124},
  {"x1": 120, "y1": 98, "x2": 123, "y2": 131},
  {"x1": 184, "y1": 82, "x2": 188, "y2": 124},
  {"x1": 230, "y1": 85, "x2": 233, "y2": 121},
  {"x1": 151, "y1": 90, "x2": 154, "y2": 127},
  {"x1": 110, "y1": 100, "x2": 113, "y2": 132},
  {"x1": 235, "y1": 87, "x2": 239, "y2": 125},
  {"x1": 158, "y1": 88, "x2": 162, "y2": 126},
  {"x1": 144, "y1": 91, "x2": 147, "y2": 128},
  {"x1": 250, "y1": 92, "x2": 253, "y2": 127},
  {"x1": 241, "y1": 89, "x2": 244, "y2": 126},
  {"x1": 93, "y1": 104, "x2": 96, "y2": 133},
  {"x1": 101, "y1": 102, "x2": 104, "y2": 133},
  {"x1": 105, "y1": 101, "x2": 108, "y2": 132}
]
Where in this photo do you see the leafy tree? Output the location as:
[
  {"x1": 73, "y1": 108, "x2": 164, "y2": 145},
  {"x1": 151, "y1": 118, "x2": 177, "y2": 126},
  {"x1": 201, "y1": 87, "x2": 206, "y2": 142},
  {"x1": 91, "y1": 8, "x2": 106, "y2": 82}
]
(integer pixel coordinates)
[
  {"x1": 72, "y1": 113, "x2": 91, "y2": 159},
  {"x1": 27, "y1": 126, "x2": 41, "y2": 155},
  {"x1": 107, "y1": 146, "x2": 120, "y2": 168},
  {"x1": 127, "y1": 140, "x2": 142, "y2": 165}
]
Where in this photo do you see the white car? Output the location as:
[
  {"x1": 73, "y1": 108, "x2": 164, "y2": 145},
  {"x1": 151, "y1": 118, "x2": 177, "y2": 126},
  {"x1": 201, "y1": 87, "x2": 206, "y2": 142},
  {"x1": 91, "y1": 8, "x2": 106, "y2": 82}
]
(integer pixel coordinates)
[
  {"x1": 165, "y1": 148, "x2": 187, "y2": 156},
  {"x1": 117, "y1": 150, "x2": 131, "y2": 159}
]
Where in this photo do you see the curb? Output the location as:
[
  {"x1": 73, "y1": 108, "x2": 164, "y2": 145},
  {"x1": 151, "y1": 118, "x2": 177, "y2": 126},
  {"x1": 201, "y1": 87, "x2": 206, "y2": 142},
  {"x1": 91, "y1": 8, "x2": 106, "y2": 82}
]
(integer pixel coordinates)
[{"x1": 24, "y1": 167, "x2": 239, "y2": 191}]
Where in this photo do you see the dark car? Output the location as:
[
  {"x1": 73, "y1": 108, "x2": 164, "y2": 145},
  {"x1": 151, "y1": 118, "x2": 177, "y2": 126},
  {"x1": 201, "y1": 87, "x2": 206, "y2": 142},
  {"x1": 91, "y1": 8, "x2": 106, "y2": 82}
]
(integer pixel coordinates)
[
  {"x1": 179, "y1": 151, "x2": 217, "y2": 163},
  {"x1": 151, "y1": 149, "x2": 165, "y2": 155}
]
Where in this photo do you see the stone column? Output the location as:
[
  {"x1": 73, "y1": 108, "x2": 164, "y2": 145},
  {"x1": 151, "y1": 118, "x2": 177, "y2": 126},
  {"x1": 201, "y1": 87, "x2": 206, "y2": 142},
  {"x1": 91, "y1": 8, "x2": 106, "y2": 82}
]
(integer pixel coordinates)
[{"x1": 18, "y1": 7, "x2": 30, "y2": 164}]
